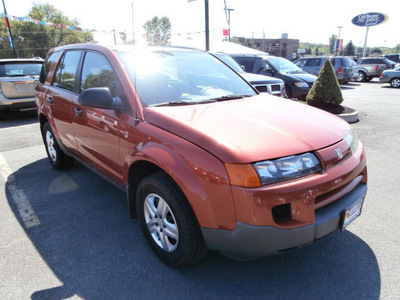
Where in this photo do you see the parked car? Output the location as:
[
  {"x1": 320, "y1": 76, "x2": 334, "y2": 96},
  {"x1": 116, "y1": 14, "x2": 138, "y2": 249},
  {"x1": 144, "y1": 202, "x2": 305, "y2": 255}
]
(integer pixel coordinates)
[
  {"x1": 354, "y1": 57, "x2": 396, "y2": 82},
  {"x1": 229, "y1": 54, "x2": 317, "y2": 100},
  {"x1": 379, "y1": 66, "x2": 400, "y2": 88},
  {"x1": 382, "y1": 53, "x2": 400, "y2": 66},
  {"x1": 212, "y1": 52, "x2": 286, "y2": 97},
  {"x1": 0, "y1": 58, "x2": 43, "y2": 119},
  {"x1": 293, "y1": 56, "x2": 354, "y2": 84},
  {"x1": 36, "y1": 44, "x2": 367, "y2": 267}
]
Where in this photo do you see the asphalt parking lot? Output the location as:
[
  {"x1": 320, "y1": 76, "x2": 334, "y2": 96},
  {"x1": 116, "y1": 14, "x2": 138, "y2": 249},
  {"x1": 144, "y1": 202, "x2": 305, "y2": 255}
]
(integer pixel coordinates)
[{"x1": 0, "y1": 79, "x2": 399, "y2": 299}]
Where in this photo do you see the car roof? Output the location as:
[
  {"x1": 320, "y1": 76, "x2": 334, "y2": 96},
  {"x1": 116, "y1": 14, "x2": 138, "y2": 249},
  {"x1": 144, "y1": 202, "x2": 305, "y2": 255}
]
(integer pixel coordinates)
[{"x1": 0, "y1": 58, "x2": 44, "y2": 63}]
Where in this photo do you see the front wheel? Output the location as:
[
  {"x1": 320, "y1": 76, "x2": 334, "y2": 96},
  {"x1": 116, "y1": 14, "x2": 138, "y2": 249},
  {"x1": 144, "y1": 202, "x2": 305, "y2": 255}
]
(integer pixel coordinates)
[
  {"x1": 356, "y1": 71, "x2": 366, "y2": 82},
  {"x1": 390, "y1": 78, "x2": 400, "y2": 88},
  {"x1": 136, "y1": 172, "x2": 207, "y2": 267},
  {"x1": 42, "y1": 122, "x2": 74, "y2": 169}
]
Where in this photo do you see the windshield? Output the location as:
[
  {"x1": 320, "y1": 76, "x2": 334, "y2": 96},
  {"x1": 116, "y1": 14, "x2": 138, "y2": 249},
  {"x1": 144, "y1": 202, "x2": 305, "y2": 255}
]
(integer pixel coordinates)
[
  {"x1": 117, "y1": 49, "x2": 255, "y2": 107},
  {"x1": 266, "y1": 57, "x2": 304, "y2": 74}
]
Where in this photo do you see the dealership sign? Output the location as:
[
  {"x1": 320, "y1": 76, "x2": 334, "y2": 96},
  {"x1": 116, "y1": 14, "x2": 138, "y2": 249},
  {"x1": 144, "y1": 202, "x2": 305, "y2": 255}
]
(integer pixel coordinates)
[{"x1": 352, "y1": 12, "x2": 388, "y2": 27}]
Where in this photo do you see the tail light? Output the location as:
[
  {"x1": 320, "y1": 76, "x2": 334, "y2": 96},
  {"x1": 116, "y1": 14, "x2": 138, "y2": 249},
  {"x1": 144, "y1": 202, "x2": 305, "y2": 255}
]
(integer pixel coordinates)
[
  {"x1": 375, "y1": 65, "x2": 380, "y2": 72},
  {"x1": 337, "y1": 67, "x2": 343, "y2": 74}
]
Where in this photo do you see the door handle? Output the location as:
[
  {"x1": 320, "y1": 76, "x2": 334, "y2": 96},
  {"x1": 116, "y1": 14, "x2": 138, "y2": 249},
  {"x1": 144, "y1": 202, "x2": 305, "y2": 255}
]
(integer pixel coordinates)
[
  {"x1": 74, "y1": 107, "x2": 83, "y2": 117},
  {"x1": 47, "y1": 97, "x2": 53, "y2": 104}
]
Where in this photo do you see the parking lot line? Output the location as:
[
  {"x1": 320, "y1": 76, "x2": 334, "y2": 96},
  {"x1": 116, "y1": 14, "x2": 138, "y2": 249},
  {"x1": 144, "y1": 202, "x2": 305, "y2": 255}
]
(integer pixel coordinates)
[{"x1": 0, "y1": 153, "x2": 40, "y2": 228}]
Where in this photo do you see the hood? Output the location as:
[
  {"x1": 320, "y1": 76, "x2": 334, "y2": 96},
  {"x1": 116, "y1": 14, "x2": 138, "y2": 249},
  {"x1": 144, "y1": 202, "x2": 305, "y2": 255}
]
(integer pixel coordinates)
[
  {"x1": 284, "y1": 72, "x2": 317, "y2": 85},
  {"x1": 143, "y1": 95, "x2": 349, "y2": 163},
  {"x1": 242, "y1": 73, "x2": 283, "y2": 85}
]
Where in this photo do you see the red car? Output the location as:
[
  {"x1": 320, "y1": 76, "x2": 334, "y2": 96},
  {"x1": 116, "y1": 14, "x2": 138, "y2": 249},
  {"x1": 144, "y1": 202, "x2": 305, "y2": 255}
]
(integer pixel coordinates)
[{"x1": 36, "y1": 44, "x2": 367, "y2": 267}]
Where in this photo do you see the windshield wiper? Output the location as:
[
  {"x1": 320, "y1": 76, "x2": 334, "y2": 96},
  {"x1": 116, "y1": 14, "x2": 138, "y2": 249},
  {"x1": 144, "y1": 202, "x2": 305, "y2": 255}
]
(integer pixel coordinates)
[
  {"x1": 152, "y1": 99, "x2": 217, "y2": 107},
  {"x1": 209, "y1": 95, "x2": 252, "y2": 102}
]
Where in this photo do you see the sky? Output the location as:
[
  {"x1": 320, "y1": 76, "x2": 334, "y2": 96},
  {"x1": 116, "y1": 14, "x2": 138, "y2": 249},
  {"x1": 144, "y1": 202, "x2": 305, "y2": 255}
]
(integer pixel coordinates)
[{"x1": 4, "y1": 0, "x2": 399, "y2": 50}]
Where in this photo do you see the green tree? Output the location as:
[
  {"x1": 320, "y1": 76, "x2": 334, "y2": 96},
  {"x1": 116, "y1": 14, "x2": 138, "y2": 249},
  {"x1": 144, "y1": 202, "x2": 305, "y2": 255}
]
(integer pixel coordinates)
[
  {"x1": 143, "y1": 16, "x2": 171, "y2": 46},
  {"x1": 344, "y1": 41, "x2": 355, "y2": 56},
  {"x1": 306, "y1": 59, "x2": 343, "y2": 108},
  {"x1": 0, "y1": 3, "x2": 94, "y2": 58},
  {"x1": 370, "y1": 47, "x2": 382, "y2": 56}
]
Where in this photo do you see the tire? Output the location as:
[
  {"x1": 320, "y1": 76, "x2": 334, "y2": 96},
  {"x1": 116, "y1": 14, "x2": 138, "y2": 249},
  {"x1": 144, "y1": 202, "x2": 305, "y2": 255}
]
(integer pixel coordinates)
[
  {"x1": 136, "y1": 172, "x2": 208, "y2": 267},
  {"x1": 356, "y1": 71, "x2": 366, "y2": 82},
  {"x1": 42, "y1": 122, "x2": 74, "y2": 169},
  {"x1": 390, "y1": 78, "x2": 400, "y2": 88}
]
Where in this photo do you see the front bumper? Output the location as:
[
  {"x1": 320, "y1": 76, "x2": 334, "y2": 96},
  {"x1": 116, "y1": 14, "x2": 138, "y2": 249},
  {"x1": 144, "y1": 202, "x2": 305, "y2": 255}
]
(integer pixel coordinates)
[{"x1": 201, "y1": 183, "x2": 367, "y2": 259}]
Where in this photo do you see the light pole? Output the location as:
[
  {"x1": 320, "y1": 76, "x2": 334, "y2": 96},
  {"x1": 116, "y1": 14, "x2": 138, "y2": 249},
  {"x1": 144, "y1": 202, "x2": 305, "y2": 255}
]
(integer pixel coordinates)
[
  {"x1": 224, "y1": 7, "x2": 234, "y2": 42},
  {"x1": 336, "y1": 26, "x2": 343, "y2": 56}
]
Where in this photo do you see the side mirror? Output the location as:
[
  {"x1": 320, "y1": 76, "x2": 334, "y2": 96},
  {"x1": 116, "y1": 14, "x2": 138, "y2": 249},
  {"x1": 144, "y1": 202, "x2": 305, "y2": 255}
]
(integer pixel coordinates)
[
  {"x1": 265, "y1": 68, "x2": 274, "y2": 76},
  {"x1": 78, "y1": 87, "x2": 123, "y2": 110}
]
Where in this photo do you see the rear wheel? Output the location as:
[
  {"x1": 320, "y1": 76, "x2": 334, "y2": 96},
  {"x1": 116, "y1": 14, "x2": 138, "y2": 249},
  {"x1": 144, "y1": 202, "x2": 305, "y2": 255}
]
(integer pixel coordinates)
[
  {"x1": 136, "y1": 172, "x2": 207, "y2": 267},
  {"x1": 390, "y1": 78, "x2": 400, "y2": 88},
  {"x1": 42, "y1": 122, "x2": 74, "y2": 169}
]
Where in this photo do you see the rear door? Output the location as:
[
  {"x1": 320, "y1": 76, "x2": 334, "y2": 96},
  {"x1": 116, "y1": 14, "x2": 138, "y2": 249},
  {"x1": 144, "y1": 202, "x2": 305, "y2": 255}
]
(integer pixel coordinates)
[{"x1": 46, "y1": 50, "x2": 83, "y2": 152}]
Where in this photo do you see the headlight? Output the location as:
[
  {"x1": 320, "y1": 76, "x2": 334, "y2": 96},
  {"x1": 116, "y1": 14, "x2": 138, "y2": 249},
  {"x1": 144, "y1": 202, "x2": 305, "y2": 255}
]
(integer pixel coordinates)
[
  {"x1": 343, "y1": 129, "x2": 359, "y2": 153},
  {"x1": 253, "y1": 153, "x2": 321, "y2": 185},
  {"x1": 294, "y1": 81, "x2": 309, "y2": 88},
  {"x1": 225, "y1": 152, "x2": 322, "y2": 187}
]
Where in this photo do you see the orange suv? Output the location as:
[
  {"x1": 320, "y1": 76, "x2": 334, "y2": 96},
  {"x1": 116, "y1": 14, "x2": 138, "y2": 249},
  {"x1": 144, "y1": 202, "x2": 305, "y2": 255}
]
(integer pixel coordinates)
[{"x1": 36, "y1": 44, "x2": 367, "y2": 267}]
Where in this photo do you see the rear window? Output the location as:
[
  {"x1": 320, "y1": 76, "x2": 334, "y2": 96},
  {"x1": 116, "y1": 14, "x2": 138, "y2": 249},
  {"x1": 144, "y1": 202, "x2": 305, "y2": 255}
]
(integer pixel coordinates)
[
  {"x1": 0, "y1": 62, "x2": 42, "y2": 77},
  {"x1": 340, "y1": 58, "x2": 352, "y2": 67}
]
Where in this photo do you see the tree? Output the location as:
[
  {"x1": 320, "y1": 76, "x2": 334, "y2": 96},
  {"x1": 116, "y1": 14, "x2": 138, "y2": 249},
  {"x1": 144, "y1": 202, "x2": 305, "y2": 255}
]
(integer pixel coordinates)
[
  {"x1": 306, "y1": 59, "x2": 343, "y2": 109},
  {"x1": 0, "y1": 3, "x2": 94, "y2": 58},
  {"x1": 344, "y1": 41, "x2": 355, "y2": 56},
  {"x1": 371, "y1": 47, "x2": 382, "y2": 56},
  {"x1": 143, "y1": 16, "x2": 171, "y2": 46}
]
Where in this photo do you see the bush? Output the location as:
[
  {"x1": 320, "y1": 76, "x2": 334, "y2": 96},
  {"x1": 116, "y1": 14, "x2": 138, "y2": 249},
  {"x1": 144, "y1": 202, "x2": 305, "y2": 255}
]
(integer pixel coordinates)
[{"x1": 306, "y1": 59, "x2": 343, "y2": 108}]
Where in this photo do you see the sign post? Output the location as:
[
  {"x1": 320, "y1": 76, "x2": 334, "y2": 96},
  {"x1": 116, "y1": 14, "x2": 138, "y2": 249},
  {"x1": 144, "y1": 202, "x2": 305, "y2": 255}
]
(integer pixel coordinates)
[{"x1": 351, "y1": 12, "x2": 388, "y2": 57}]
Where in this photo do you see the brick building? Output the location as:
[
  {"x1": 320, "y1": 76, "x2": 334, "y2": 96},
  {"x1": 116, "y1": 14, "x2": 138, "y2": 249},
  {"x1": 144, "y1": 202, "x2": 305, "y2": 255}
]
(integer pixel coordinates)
[{"x1": 235, "y1": 36, "x2": 300, "y2": 61}]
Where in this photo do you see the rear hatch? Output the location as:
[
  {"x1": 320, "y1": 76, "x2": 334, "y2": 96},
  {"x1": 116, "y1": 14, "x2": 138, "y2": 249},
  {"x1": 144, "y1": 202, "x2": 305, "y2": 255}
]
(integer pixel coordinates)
[{"x1": 0, "y1": 61, "x2": 42, "y2": 99}]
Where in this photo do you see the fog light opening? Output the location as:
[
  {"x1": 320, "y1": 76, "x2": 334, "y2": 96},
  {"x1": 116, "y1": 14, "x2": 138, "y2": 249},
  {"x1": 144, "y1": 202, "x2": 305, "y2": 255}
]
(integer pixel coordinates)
[{"x1": 272, "y1": 203, "x2": 292, "y2": 222}]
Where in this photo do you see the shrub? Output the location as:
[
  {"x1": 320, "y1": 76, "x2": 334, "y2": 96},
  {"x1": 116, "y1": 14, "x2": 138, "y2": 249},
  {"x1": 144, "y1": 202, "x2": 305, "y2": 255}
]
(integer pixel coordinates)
[{"x1": 306, "y1": 59, "x2": 343, "y2": 107}]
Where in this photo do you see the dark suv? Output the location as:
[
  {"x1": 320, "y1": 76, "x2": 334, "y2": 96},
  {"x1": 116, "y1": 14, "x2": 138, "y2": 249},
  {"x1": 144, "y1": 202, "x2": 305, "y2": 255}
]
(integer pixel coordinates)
[
  {"x1": 230, "y1": 54, "x2": 316, "y2": 100},
  {"x1": 355, "y1": 57, "x2": 395, "y2": 82}
]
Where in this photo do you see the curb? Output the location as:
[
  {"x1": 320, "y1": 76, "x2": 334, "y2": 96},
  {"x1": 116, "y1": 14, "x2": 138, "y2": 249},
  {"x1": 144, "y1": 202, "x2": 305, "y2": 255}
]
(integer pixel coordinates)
[{"x1": 338, "y1": 110, "x2": 359, "y2": 124}]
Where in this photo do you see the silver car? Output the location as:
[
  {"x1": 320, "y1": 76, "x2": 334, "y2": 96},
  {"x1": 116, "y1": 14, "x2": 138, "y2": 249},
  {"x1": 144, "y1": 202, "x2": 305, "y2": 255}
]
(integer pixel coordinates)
[
  {"x1": 293, "y1": 56, "x2": 354, "y2": 84},
  {"x1": 0, "y1": 58, "x2": 43, "y2": 118},
  {"x1": 379, "y1": 66, "x2": 400, "y2": 88}
]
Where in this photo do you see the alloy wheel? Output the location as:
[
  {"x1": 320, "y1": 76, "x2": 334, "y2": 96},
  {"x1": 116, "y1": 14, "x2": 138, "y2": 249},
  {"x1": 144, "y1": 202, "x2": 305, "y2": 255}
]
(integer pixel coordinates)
[{"x1": 144, "y1": 193, "x2": 179, "y2": 252}]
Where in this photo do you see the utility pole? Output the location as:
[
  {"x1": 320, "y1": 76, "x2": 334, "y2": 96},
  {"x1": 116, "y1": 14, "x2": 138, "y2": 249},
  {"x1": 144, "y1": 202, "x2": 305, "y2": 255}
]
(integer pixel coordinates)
[
  {"x1": 2, "y1": 0, "x2": 18, "y2": 58},
  {"x1": 205, "y1": 0, "x2": 209, "y2": 51}
]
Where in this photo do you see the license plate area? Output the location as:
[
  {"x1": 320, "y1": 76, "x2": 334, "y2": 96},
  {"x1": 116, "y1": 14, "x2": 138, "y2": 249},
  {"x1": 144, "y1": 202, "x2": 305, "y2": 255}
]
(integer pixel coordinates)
[{"x1": 340, "y1": 196, "x2": 364, "y2": 230}]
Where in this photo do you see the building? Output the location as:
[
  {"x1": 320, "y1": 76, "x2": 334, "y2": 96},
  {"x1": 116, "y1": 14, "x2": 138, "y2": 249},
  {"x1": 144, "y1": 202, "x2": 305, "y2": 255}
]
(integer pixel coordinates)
[{"x1": 234, "y1": 35, "x2": 300, "y2": 61}]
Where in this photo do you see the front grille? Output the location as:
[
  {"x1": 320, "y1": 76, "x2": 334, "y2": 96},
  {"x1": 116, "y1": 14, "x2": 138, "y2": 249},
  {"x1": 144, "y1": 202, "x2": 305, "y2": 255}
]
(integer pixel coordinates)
[
  {"x1": 271, "y1": 84, "x2": 281, "y2": 92},
  {"x1": 315, "y1": 175, "x2": 363, "y2": 210}
]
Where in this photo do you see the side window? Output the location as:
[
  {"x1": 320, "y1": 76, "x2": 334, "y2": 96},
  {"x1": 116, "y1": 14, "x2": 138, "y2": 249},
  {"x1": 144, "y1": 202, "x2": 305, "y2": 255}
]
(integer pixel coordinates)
[
  {"x1": 305, "y1": 58, "x2": 321, "y2": 67},
  {"x1": 54, "y1": 50, "x2": 82, "y2": 92},
  {"x1": 40, "y1": 51, "x2": 62, "y2": 84},
  {"x1": 232, "y1": 57, "x2": 255, "y2": 73},
  {"x1": 330, "y1": 58, "x2": 336, "y2": 66},
  {"x1": 80, "y1": 51, "x2": 119, "y2": 97},
  {"x1": 295, "y1": 59, "x2": 306, "y2": 67}
]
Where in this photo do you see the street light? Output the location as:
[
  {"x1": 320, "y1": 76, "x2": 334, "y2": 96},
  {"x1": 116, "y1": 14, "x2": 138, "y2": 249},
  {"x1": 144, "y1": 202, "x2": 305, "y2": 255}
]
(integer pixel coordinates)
[{"x1": 336, "y1": 26, "x2": 343, "y2": 56}]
